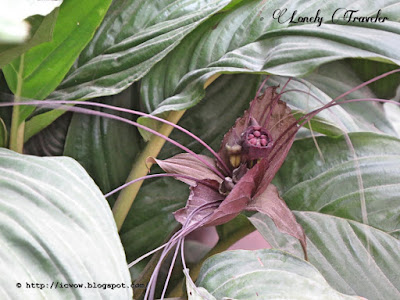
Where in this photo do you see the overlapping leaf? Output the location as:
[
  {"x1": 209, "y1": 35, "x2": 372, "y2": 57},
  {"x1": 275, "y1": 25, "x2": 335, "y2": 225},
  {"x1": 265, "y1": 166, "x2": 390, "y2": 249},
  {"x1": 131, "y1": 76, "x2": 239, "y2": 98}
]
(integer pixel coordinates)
[
  {"x1": 195, "y1": 249, "x2": 363, "y2": 299},
  {"x1": 265, "y1": 62, "x2": 397, "y2": 136},
  {"x1": 245, "y1": 132, "x2": 400, "y2": 299},
  {"x1": 273, "y1": 133, "x2": 400, "y2": 234},
  {"x1": 0, "y1": 148, "x2": 131, "y2": 299},
  {"x1": 250, "y1": 212, "x2": 400, "y2": 300},
  {"x1": 49, "y1": 0, "x2": 233, "y2": 101},
  {"x1": 140, "y1": 2, "x2": 400, "y2": 117}
]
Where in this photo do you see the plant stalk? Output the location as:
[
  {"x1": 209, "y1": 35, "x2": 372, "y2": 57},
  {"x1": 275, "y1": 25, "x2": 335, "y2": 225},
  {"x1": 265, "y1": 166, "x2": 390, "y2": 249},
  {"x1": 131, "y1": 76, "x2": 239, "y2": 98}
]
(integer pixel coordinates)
[
  {"x1": 112, "y1": 110, "x2": 186, "y2": 231},
  {"x1": 9, "y1": 54, "x2": 25, "y2": 153}
]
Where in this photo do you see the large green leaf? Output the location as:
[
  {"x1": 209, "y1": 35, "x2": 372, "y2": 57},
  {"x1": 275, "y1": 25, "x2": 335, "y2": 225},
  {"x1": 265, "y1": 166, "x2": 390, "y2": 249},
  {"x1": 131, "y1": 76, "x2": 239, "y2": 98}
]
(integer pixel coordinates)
[
  {"x1": 250, "y1": 212, "x2": 400, "y2": 300},
  {"x1": 246, "y1": 132, "x2": 400, "y2": 299},
  {"x1": 23, "y1": 0, "x2": 234, "y2": 138},
  {"x1": 0, "y1": 148, "x2": 131, "y2": 299},
  {"x1": 195, "y1": 249, "x2": 362, "y2": 299},
  {"x1": 2, "y1": 0, "x2": 112, "y2": 110},
  {"x1": 140, "y1": 1, "x2": 400, "y2": 116},
  {"x1": 273, "y1": 133, "x2": 400, "y2": 234},
  {"x1": 48, "y1": 0, "x2": 233, "y2": 101}
]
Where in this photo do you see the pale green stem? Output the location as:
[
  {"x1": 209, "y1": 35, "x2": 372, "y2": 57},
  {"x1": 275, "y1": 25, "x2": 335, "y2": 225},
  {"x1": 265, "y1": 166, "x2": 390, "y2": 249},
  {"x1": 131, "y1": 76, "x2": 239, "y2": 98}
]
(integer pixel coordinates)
[
  {"x1": 112, "y1": 110, "x2": 186, "y2": 231},
  {"x1": 168, "y1": 221, "x2": 255, "y2": 297},
  {"x1": 9, "y1": 54, "x2": 25, "y2": 153}
]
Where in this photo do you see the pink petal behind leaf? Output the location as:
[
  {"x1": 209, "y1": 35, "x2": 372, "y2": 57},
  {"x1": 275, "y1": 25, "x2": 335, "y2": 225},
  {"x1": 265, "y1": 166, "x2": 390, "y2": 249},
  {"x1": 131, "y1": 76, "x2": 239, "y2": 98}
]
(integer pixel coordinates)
[
  {"x1": 246, "y1": 184, "x2": 308, "y2": 260},
  {"x1": 147, "y1": 153, "x2": 223, "y2": 186},
  {"x1": 174, "y1": 180, "x2": 224, "y2": 226}
]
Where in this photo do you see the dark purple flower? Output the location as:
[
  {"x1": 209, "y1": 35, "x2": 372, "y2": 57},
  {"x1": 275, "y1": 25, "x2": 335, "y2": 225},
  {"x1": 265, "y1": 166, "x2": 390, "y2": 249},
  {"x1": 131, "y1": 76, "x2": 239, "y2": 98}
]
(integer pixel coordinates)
[{"x1": 151, "y1": 86, "x2": 307, "y2": 257}]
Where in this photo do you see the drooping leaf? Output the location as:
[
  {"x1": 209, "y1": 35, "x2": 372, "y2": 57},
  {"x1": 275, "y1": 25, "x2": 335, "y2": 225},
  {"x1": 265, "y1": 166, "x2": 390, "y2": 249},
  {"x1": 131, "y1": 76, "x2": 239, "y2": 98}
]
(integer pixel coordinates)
[
  {"x1": 23, "y1": 0, "x2": 234, "y2": 138},
  {"x1": 0, "y1": 148, "x2": 132, "y2": 299},
  {"x1": 196, "y1": 249, "x2": 363, "y2": 299},
  {"x1": 250, "y1": 212, "x2": 400, "y2": 300}
]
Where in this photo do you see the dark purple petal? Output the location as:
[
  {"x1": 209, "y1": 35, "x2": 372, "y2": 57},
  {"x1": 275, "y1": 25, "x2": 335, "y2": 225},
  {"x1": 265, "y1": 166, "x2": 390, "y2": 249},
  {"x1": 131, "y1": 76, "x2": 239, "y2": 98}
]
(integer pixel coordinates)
[
  {"x1": 148, "y1": 153, "x2": 223, "y2": 186},
  {"x1": 174, "y1": 180, "x2": 224, "y2": 226},
  {"x1": 203, "y1": 161, "x2": 266, "y2": 226},
  {"x1": 246, "y1": 184, "x2": 308, "y2": 260}
]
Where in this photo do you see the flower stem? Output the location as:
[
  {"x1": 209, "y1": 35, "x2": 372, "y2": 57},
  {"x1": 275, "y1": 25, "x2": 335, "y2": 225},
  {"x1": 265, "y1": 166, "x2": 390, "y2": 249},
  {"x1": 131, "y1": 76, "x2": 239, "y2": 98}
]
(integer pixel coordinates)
[
  {"x1": 9, "y1": 54, "x2": 25, "y2": 153},
  {"x1": 112, "y1": 109, "x2": 186, "y2": 231},
  {"x1": 168, "y1": 219, "x2": 255, "y2": 297}
]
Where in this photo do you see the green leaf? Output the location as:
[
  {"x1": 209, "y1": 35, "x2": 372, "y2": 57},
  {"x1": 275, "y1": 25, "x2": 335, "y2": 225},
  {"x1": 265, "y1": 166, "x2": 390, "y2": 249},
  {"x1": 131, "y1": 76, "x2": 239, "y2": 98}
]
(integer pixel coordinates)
[
  {"x1": 0, "y1": 10, "x2": 59, "y2": 68},
  {"x1": 0, "y1": 148, "x2": 131, "y2": 299},
  {"x1": 349, "y1": 59, "x2": 400, "y2": 99},
  {"x1": 196, "y1": 249, "x2": 362, "y2": 299},
  {"x1": 265, "y1": 61, "x2": 397, "y2": 136},
  {"x1": 63, "y1": 87, "x2": 143, "y2": 205},
  {"x1": 303, "y1": 61, "x2": 398, "y2": 135},
  {"x1": 250, "y1": 212, "x2": 400, "y2": 299},
  {"x1": 273, "y1": 133, "x2": 400, "y2": 234},
  {"x1": 24, "y1": 112, "x2": 71, "y2": 156},
  {"x1": 2, "y1": 0, "x2": 112, "y2": 118},
  {"x1": 247, "y1": 133, "x2": 400, "y2": 299},
  {"x1": 48, "y1": 0, "x2": 233, "y2": 101},
  {"x1": 140, "y1": 1, "x2": 400, "y2": 116}
]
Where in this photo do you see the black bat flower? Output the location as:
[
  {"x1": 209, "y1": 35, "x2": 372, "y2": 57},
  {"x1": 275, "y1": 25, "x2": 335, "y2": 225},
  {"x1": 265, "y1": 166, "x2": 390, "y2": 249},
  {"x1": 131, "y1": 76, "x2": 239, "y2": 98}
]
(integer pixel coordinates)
[{"x1": 150, "y1": 86, "x2": 307, "y2": 258}]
